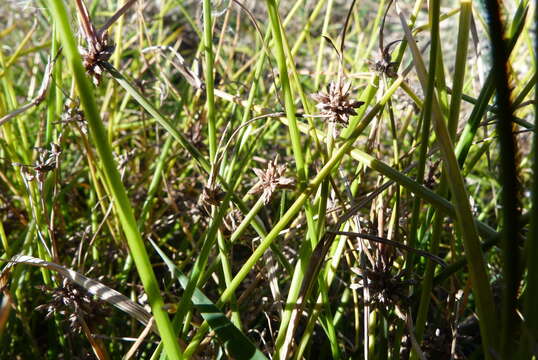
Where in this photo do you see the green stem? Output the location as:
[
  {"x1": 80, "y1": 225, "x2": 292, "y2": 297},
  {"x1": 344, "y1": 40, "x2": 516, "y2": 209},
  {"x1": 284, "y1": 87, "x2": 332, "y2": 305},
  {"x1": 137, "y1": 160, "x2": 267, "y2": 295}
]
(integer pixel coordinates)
[
  {"x1": 172, "y1": 198, "x2": 231, "y2": 338},
  {"x1": 45, "y1": 1, "x2": 183, "y2": 358},
  {"x1": 483, "y1": 0, "x2": 522, "y2": 357},
  {"x1": 314, "y1": 0, "x2": 334, "y2": 88},
  {"x1": 522, "y1": 0, "x2": 538, "y2": 353},
  {"x1": 264, "y1": 3, "x2": 323, "y2": 353},
  {"x1": 397, "y1": 1, "x2": 498, "y2": 356},
  {"x1": 265, "y1": 0, "x2": 306, "y2": 185},
  {"x1": 412, "y1": 2, "x2": 472, "y2": 354},
  {"x1": 454, "y1": 3, "x2": 528, "y2": 167},
  {"x1": 202, "y1": 0, "x2": 217, "y2": 163}
]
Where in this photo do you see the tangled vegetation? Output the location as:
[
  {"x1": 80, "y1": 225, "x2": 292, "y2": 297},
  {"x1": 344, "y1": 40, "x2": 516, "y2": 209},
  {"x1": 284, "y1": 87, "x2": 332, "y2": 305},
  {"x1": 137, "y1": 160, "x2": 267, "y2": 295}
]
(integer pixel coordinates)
[{"x1": 0, "y1": 0, "x2": 536, "y2": 358}]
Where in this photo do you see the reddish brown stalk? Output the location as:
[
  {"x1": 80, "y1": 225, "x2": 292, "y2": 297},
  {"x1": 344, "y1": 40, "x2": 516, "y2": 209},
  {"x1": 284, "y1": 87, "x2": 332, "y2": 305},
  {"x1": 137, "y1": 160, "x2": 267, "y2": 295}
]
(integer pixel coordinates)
[
  {"x1": 96, "y1": 0, "x2": 137, "y2": 40},
  {"x1": 74, "y1": 0, "x2": 98, "y2": 49},
  {"x1": 74, "y1": 0, "x2": 137, "y2": 84}
]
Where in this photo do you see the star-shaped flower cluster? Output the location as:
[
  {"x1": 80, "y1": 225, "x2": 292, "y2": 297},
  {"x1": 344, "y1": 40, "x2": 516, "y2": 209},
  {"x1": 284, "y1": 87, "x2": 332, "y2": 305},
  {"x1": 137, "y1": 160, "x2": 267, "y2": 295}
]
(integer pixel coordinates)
[
  {"x1": 36, "y1": 278, "x2": 108, "y2": 334},
  {"x1": 248, "y1": 158, "x2": 295, "y2": 205},
  {"x1": 311, "y1": 81, "x2": 364, "y2": 126},
  {"x1": 79, "y1": 33, "x2": 115, "y2": 85}
]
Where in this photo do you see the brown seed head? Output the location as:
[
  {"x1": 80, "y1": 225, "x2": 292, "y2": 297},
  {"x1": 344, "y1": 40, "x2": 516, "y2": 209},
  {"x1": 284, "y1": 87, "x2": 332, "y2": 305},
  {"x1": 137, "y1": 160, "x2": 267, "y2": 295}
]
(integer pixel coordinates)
[
  {"x1": 36, "y1": 278, "x2": 108, "y2": 333},
  {"x1": 199, "y1": 184, "x2": 226, "y2": 207},
  {"x1": 248, "y1": 158, "x2": 295, "y2": 205},
  {"x1": 311, "y1": 81, "x2": 364, "y2": 126},
  {"x1": 79, "y1": 32, "x2": 115, "y2": 85}
]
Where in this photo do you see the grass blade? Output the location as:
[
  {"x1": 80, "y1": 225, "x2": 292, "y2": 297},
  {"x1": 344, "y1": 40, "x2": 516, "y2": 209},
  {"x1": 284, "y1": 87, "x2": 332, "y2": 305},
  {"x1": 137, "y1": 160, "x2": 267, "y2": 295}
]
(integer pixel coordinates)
[{"x1": 149, "y1": 239, "x2": 268, "y2": 360}]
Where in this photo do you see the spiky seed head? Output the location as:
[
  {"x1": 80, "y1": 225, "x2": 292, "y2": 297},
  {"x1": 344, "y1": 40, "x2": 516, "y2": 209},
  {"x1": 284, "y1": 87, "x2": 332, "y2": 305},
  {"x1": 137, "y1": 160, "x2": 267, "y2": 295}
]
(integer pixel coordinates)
[
  {"x1": 248, "y1": 158, "x2": 294, "y2": 205},
  {"x1": 311, "y1": 81, "x2": 364, "y2": 126}
]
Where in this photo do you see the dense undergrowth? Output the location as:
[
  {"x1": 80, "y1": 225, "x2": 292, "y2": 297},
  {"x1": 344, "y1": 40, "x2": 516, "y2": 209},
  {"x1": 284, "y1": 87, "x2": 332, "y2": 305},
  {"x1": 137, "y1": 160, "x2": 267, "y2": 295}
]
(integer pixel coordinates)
[{"x1": 0, "y1": 0, "x2": 536, "y2": 358}]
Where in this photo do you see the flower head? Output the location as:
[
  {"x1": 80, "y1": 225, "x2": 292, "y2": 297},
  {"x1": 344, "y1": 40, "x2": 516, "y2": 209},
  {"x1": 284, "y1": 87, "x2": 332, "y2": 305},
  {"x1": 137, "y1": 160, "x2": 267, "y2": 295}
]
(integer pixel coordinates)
[
  {"x1": 248, "y1": 158, "x2": 294, "y2": 205},
  {"x1": 79, "y1": 33, "x2": 115, "y2": 85},
  {"x1": 36, "y1": 278, "x2": 108, "y2": 333},
  {"x1": 199, "y1": 184, "x2": 226, "y2": 207},
  {"x1": 311, "y1": 81, "x2": 364, "y2": 126},
  {"x1": 75, "y1": 0, "x2": 118, "y2": 85}
]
